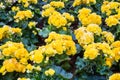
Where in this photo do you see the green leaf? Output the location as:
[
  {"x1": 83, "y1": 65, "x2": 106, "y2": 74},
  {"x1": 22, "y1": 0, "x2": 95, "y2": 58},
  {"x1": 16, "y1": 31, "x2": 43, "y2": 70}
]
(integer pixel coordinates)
[
  {"x1": 75, "y1": 57, "x2": 88, "y2": 71},
  {"x1": 76, "y1": 44, "x2": 82, "y2": 54},
  {"x1": 52, "y1": 65, "x2": 73, "y2": 79},
  {"x1": 38, "y1": 28, "x2": 50, "y2": 38}
]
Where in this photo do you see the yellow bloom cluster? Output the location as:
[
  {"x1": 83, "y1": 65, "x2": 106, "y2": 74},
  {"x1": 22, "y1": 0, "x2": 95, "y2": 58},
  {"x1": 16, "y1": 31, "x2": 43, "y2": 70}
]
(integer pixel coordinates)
[
  {"x1": 102, "y1": 31, "x2": 115, "y2": 43},
  {"x1": 30, "y1": 50, "x2": 44, "y2": 63},
  {"x1": 28, "y1": 32, "x2": 76, "y2": 64},
  {"x1": 0, "y1": 25, "x2": 21, "y2": 40},
  {"x1": 101, "y1": 1, "x2": 120, "y2": 16},
  {"x1": 84, "y1": 48, "x2": 99, "y2": 60},
  {"x1": 45, "y1": 68, "x2": 55, "y2": 76},
  {"x1": 86, "y1": 24, "x2": 102, "y2": 35},
  {"x1": 74, "y1": 27, "x2": 94, "y2": 47},
  {"x1": 73, "y1": 0, "x2": 96, "y2": 7},
  {"x1": 48, "y1": 11, "x2": 67, "y2": 28},
  {"x1": 50, "y1": 1, "x2": 64, "y2": 8},
  {"x1": 0, "y1": 41, "x2": 41, "y2": 75},
  {"x1": 112, "y1": 41, "x2": 120, "y2": 62},
  {"x1": 101, "y1": 1, "x2": 120, "y2": 27},
  {"x1": 0, "y1": 41, "x2": 28, "y2": 75},
  {"x1": 18, "y1": 0, "x2": 38, "y2": 7},
  {"x1": 109, "y1": 73, "x2": 120, "y2": 80},
  {"x1": 84, "y1": 43, "x2": 113, "y2": 60},
  {"x1": 83, "y1": 40, "x2": 120, "y2": 67},
  {"x1": 17, "y1": 77, "x2": 30, "y2": 80},
  {"x1": 12, "y1": 6, "x2": 20, "y2": 12},
  {"x1": 105, "y1": 15, "x2": 119, "y2": 27},
  {"x1": 28, "y1": 21, "x2": 37, "y2": 29},
  {"x1": 78, "y1": 8, "x2": 102, "y2": 26},
  {"x1": 45, "y1": 32, "x2": 76, "y2": 56},
  {"x1": 42, "y1": 2, "x2": 74, "y2": 29},
  {"x1": 14, "y1": 10, "x2": 33, "y2": 22},
  {"x1": 42, "y1": 7, "x2": 55, "y2": 17},
  {"x1": 74, "y1": 24, "x2": 118, "y2": 67},
  {"x1": 62, "y1": 12, "x2": 75, "y2": 22}
]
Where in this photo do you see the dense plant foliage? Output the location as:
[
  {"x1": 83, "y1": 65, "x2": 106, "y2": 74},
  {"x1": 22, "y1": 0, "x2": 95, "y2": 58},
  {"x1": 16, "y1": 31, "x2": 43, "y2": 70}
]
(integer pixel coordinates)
[{"x1": 0, "y1": 0, "x2": 120, "y2": 80}]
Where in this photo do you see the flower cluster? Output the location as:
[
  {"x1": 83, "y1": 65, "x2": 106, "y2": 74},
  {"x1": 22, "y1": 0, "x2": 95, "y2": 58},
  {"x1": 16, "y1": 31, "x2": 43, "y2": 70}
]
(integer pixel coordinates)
[
  {"x1": 48, "y1": 11, "x2": 67, "y2": 28},
  {"x1": 31, "y1": 32, "x2": 76, "y2": 64},
  {"x1": 49, "y1": 1, "x2": 64, "y2": 8},
  {"x1": 101, "y1": 1, "x2": 120, "y2": 16},
  {"x1": 74, "y1": 25, "x2": 120, "y2": 67},
  {"x1": 12, "y1": 6, "x2": 20, "y2": 12},
  {"x1": 18, "y1": 0, "x2": 38, "y2": 7},
  {"x1": 0, "y1": 25, "x2": 21, "y2": 40},
  {"x1": 74, "y1": 27, "x2": 94, "y2": 47},
  {"x1": 0, "y1": 41, "x2": 41, "y2": 75},
  {"x1": 17, "y1": 77, "x2": 30, "y2": 80},
  {"x1": 109, "y1": 73, "x2": 120, "y2": 80},
  {"x1": 14, "y1": 10, "x2": 33, "y2": 22},
  {"x1": 73, "y1": 0, "x2": 96, "y2": 7},
  {"x1": 45, "y1": 68, "x2": 55, "y2": 76},
  {"x1": 42, "y1": 1, "x2": 74, "y2": 29},
  {"x1": 28, "y1": 21, "x2": 37, "y2": 29},
  {"x1": 101, "y1": 1, "x2": 120, "y2": 27},
  {"x1": 45, "y1": 32, "x2": 76, "y2": 56},
  {"x1": 78, "y1": 8, "x2": 102, "y2": 26}
]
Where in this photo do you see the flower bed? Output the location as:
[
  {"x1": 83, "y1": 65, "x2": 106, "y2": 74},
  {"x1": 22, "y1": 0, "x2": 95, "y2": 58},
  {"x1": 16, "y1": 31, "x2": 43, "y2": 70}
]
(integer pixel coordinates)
[{"x1": 0, "y1": 0, "x2": 120, "y2": 80}]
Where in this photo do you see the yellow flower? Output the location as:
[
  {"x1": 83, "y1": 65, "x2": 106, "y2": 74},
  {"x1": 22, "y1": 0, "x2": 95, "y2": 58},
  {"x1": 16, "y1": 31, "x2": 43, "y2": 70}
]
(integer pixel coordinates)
[
  {"x1": 30, "y1": 50, "x2": 43, "y2": 63},
  {"x1": 87, "y1": 13, "x2": 102, "y2": 25},
  {"x1": 3, "y1": 58, "x2": 17, "y2": 72},
  {"x1": 12, "y1": 6, "x2": 20, "y2": 12},
  {"x1": 42, "y1": 4, "x2": 51, "y2": 9},
  {"x1": 24, "y1": 2, "x2": 29, "y2": 7},
  {"x1": 50, "y1": 1, "x2": 64, "y2": 8},
  {"x1": 111, "y1": 41, "x2": 120, "y2": 48},
  {"x1": 14, "y1": 10, "x2": 33, "y2": 22},
  {"x1": 105, "y1": 58, "x2": 113, "y2": 67},
  {"x1": 102, "y1": 31, "x2": 114, "y2": 43},
  {"x1": 62, "y1": 27, "x2": 67, "y2": 31},
  {"x1": 29, "y1": 0, "x2": 38, "y2": 4},
  {"x1": 28, "y1": 21, "x2": 37, "y2": 29},
  {"x1": 44, "y1": 45, "x2": 56, "y2": 56},
  {"x1": 48, "y1": 11, "x2": 67, "y2": 28},
  {"x1": 74, "y1": 27, "x2": 94, "y2": 47},
  {"x1": 62, "y1": 12, "x2": 75, "y2": 22},
  {"x1": 101, "y1": 1, "x2": 120, "y2": 16},
  {"x1": 26, "y1": 64, "x2": 33, "y2": 71},
  {"x1": 17, "y1": 78, "x2": 30, "y2": 80},
  {"x1": 97, "y1": 43, "x2": 112, "y2": 56},
  {"x1": 45, "y1": 32, "x2": 76, "y2": 55},
  {"x1": 20, "y1": 58, "x2": 28, "y2": 65},
  {"x1": 45, "y1": 68, "x2": 55, "y2": 76},
  {"x1": 72, "y1": 0, "x2": 81, "y2": 7},
  {"x1": 11, "y1": 28, "x2": 22, "y2": 34},
  {"x1": 33, "y1": 66, "x2": 41, "y2": 71},
  {"x1": 84, "y1": 48, "x2": 99, "y2": 60},
  {"x1": 87, "y1": 24, "x2": 102, "y2": 35},
  {"x1": 14, "y1": 48, "x2": 29, "y2": 59},
  {"x1": 112, "y1": 47, "x2": 120, "y2": 62},
  {"x1": 0, "y1": 66, "x2": 6, "y2": 75},
  {"x1": 51, "y1": 41, "x2": 64, "y2": 55},
  {"x1": 105, "y1": 16, "x2": 119, "y2": 27},
  {"x1": 78, "y1": 8, "x2": 101, "y2": 26},
  {"x1": 109, "y1": 73, "x2": 120, "y2": 80},
  {"x1": 42, "y1": 7, "x2": 55, "y2": 17},
  {"x1": 72, "y1": 0, "x2": 96, "y2": 7},
  {"x1": 64, "y1": 41, "x2": 77, "y2": 55},
  {"x1": 15, "y1": 63, "x2": 26, "y2": 73}
]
